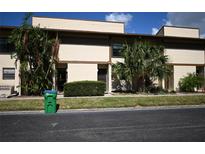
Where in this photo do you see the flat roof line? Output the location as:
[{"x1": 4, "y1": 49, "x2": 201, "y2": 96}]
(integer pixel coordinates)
[
  {"x1": 0, "y1": 25, "x2": 17, "y2": 29},
  {"x1": 32, "y1": 16, "x2": 125, "y2": 25},
  {"x1": 155, "y1": 25, "x2": 200, "y2": 36},
  {"x1": 38, "y1": 27, "x2": 205, "y2": 41},
  {"x1": 163, "y1": 25, "x2": 199, "y2": 30},
  {"x1": 0, "y1": 26, "x2": 204, "y2": 42}
]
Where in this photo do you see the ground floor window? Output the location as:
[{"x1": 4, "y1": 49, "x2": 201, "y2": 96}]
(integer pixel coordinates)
[{"x1": 2, "y1": 68, "x2": 15, "y2": 80}]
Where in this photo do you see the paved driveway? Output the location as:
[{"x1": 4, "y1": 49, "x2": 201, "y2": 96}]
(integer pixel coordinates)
[{"x1": 1, "y1": 107, "x2": 205, "y2": 141}]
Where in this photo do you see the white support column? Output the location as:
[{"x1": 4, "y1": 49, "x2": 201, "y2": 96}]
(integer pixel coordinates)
[
  {"x1": 66, "y1": 63, "x2": 69, "y2": 83},
  {"x1": 108, "y1": 63, "x2": 112, "y2": 93},
  {"x1": 162, "y1": 78, "x2": 165, "y2": 89},
  {"x1": 15, "y1": 60, "x2": 21, "y2": 96}
]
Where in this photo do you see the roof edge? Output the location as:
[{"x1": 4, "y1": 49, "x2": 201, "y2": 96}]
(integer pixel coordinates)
[
  {"x1": 0, "y1": 25, "x2": 17, "y2": 29},
  {"x1": 32, "y1": 16, "x2": 125, "y2": 25},
  {"x1": 0, "y1": 25, "x2": 204, "y2": 42},
  {"x1": 163, "y1": 25, "x2": 199, "y2": 30},
  {"x1": 156, "y1": 25, "x2": 200, "y2": 36}
]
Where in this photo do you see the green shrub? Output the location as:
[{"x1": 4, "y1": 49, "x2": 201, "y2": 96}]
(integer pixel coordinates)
[
  {"x1": 64, "y1": 81, "x2": 106, "y2": 97},
  {"x1": 179, "y1": 73, "x2": 204, "y2": 92}
]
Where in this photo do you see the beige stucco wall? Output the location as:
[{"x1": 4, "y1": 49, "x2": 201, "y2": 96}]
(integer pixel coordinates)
[
  {"x1": 165, "y1": 49, "x2": 204, "y2": 64},
  {"x1": 174, "y1": 65, "x2": 196, "y2": 90},
  {"x1": 164, "y1": 27, "x2": 199, "y2": 38},
  {"x1": 59, "y1": 44, "x2": 110, "y2": 62},
  {"x1": 32, "y1": 17, "x2": 124, "y2": 33},
  {"x1": 0, "y1": 53, "x2": 20, "y2": 95},
  {"x1": 111, "y1": 58, "x2": 124, "y2": 64},
  {"x1": 67, "y1": 63, "x2": 97, "y2": 82},
  {"x1": 0, "y1": 54, "x2": 16, "y2": 86}
]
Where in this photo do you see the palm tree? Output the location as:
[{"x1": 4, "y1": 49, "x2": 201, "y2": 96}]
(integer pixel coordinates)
[
  {"x1": 9, "y1": 13, "x2": 59, "y2": 95},
  {"x1": 112, "y1": 40, "x2": 171, "y2": 92}
]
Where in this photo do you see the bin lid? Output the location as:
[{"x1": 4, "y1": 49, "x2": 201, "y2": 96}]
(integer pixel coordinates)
[{"x1": 44, "y1": 90, "x2": 57, "y2": 94}]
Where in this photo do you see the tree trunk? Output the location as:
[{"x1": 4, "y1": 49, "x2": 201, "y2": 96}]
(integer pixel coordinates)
[{"x1": 132, "y1": 74, "x2": 139, "y2": 92}]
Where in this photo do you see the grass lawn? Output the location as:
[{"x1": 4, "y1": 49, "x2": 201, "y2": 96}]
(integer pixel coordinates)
[{"x1": 0, "y1": 95, "x2": 205, "y2": 111}]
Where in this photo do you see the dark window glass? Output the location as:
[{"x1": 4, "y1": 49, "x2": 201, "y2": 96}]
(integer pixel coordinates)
[
  {"x1": 0, "y1": 37, "x2": 14, "y2": 52},
  {"x1": 3, "y1": 68, "x2": 15, "y2": 80},
  {"x1": 196, "y1": 66, "x2": 204, "y2": 77},
  {"x1": 0, "y1": 38, "x2": 10, "y2": 52},
  {"x1": 112, "y1": 44, "x2": 123, "y2": 57}
]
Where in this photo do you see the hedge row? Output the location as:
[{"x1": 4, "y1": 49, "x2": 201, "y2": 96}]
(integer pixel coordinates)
[{"x1": 64, "y1": 80, "x2": 106, "y2": 97}]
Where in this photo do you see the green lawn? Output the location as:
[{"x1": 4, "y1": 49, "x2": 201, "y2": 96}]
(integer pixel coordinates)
[{"x1": 0, "y1": 95, "x2": 205, "y2": 111}]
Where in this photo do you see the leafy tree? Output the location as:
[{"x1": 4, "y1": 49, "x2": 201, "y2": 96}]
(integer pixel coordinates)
[
  {"x1": 9, "y1": 13, "x2": 59, "y2": 95},
  {"x1": 112, "y1": 40, "x2": 171, "y2": 92},
  {"x1": 179, "y1": 73, "x2": 204, "y2": 92}
]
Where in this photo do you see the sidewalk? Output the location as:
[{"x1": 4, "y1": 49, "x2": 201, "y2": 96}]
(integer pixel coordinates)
[
  {"x1": 0, "y1": 93, "x2": 205, "y2": 101},
  {"x1": 1, "y1": 104, "x2": 205, "y2": 115}
]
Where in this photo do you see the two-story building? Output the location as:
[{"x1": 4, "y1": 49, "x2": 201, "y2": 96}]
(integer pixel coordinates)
[{"x1": 0, "y1": 16, "x2": 205, "y2": 96}]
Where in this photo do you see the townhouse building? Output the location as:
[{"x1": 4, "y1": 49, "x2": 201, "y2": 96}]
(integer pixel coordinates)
[{"x1": 0, "y1": 16, "x2": 205, "y2": 96}]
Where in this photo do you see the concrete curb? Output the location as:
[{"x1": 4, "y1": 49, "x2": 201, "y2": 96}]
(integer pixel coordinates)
[{"x1": 1, "y1": 104, "x2": 205, "y2": 115}]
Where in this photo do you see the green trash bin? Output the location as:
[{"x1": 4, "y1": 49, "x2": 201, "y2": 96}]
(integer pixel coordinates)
[{"x1": 44, "y1": 90, "x2": 57, "y2": 113}]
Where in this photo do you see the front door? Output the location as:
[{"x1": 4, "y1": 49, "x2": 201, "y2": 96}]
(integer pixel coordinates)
[
  {"x1": 98, "y1": 64, "x2": 108, "y2": 92},
  {"x1": 56, "y1": 63, "x2": 67, "y2": 92}
]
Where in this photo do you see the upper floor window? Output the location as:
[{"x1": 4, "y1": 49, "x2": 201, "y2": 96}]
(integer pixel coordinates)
[
  {"x1": 0, "y1": 37, "x2": 14, "y2": 52},
  {"x1": 2, "y1": 68, "x2": 15, "y2": 80},
  {"x1": 0, "y1": 37, "x2": 10, "y2": 52},
  {"x1": 112, "y1": 44, "x2": 123, "y2": 57}
]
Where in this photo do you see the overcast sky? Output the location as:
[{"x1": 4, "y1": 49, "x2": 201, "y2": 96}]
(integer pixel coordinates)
[{"x1": 0, "y1": 12, "x2": 205, "y2": 37}]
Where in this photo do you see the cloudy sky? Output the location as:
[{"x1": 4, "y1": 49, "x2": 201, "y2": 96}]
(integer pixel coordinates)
[{"x1": 0, "y1": 12, "x2": 205, "y2": 37}]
